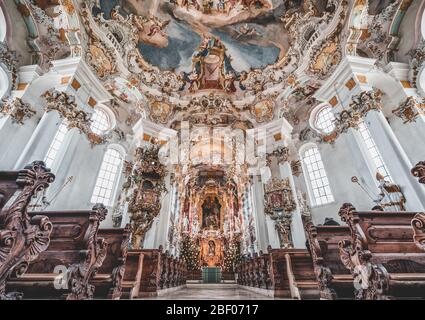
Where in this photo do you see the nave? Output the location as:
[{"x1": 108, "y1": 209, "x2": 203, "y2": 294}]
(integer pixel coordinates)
[
  {"x1": 1, "y1": 0, "x2": 425, "y2": 302},
  {"x1": 145, "y1": 283, "x2": 279, "y2": 300}
]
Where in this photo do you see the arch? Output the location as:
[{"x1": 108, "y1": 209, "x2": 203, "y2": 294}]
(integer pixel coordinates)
[
  {"x1": 106, "y1": 143, "x2": 127, "y2": 158},
  {"x1": 0, "y1": 6, "x2": 6, "y2": 42},
  {"x1": 0, "y1": 67, "x2": 9, "y2": 99},
  {"x1": 422, "y1": 10, "x2": 425, "y2": 39},
  {"x1": 418, "y1": 68, "x2": 425, "y2": 97},
  {"x1": 366, "y1": 70, "x2": 407, "y2": 115},
  {"x1": 90, "y1": 104, "x2": 116, "y2": 135},
  {"x1": 309, "y1": 103, "x2": 336, "y2": 134}
]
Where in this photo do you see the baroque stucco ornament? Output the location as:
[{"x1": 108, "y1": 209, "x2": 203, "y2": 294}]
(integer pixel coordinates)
[{"x1": 0, "y1": 97, "x2": 36, "y2": 125}]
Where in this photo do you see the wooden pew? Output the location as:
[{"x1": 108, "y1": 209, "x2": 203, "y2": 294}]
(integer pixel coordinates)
[
  {"x1": 411, "y1": 161, "x2": 425, "y2": 251},
  {"x1": 412, "y1": 213, "x2": 425, "y2": 251},
  {"x1": 136, "y1": 246, "x2": 187, "y2": 297},
  {"x1": 92, "y1": 224, "x2": 131, "y2": 299},
  {"x1": 267, "y1": 247, "x2": 319, "y2": 299},
  {"x1": 6, "y1": 204, "x2": 108, "y2": 300},
  {"x1": 0, "y1": 161, "x2": 54, "y2": 300},
  {"x1": 304, "y1": 221, "x2": 354, "y2": 299},
  {"x1": 137, "y1": 247, "x2": 162, "y2": 297},
  {"x1": 236, "y1": 248, "x2": 318, "y2": 299},
  {"x1": 338, "y1": 203, "x2": 425, "y2": 299},
  {"x1": 121, "y1": 249, "x2": 144, "y2": 299}
]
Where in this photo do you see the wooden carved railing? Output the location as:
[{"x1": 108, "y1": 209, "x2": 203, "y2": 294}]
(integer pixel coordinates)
[
  {"x1": 110, "y1": 224, "x2": 131, "y2": 299},
  {"x1": 411, "y1": 161, "x2": 425, "y2": 184},
  {"x1": 285, "y1": 253, "x2": 301, "y2": 299},
  {"x1": 411, "y1": 161, "x2": 425, "y2": 251},
  {"x1": 66, "y1": 204, "x2": 108, "y2": 300},
  {"x1": 304, "y1": 221, "x2": 337, "y2": 300},
  {"x1": 412, "y1": 213, "x2": 425, "y2": 251},
  {"x1": 338, "y1": 203, "x2": 390, "y2": 300},
  {"x1": 0, "y1": 161, "x2": 55, "y2": 300}
]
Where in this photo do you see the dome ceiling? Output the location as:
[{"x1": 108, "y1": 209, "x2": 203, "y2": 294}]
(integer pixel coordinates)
[
  {"x1": 7, "y1": 0, "x2": 417, "y2": 133},
  {"x1": 81, "y1": 0, "x2": 345, "y2": 127}
]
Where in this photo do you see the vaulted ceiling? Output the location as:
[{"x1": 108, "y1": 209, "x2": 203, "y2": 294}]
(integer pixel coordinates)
[{"x1": 3, "y1": 0, "x2": 421, "y2": 135}]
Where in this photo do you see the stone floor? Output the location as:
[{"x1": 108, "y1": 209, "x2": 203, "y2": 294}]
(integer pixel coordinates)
[{"x1": 145, "y1": 283, "x2": 282, "y2": 300}]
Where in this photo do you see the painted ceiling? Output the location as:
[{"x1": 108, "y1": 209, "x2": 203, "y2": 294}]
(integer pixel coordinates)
[{"x1": 6, "y1": 0, "x2": 418, "y2": 133}]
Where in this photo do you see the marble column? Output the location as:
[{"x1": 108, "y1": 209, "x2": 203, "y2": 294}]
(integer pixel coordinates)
[
  {"x1": 279, "y1": 161, "x2": 306, "y2": 248},
  {"x1": 366, "y1": 110, "x2": 425, "y2": 209},
  {"x1": 154, "y1": 176, "x2": 173, "y2": 249},
  {"x1": 14, "y1": 111, "x2": 61, "y2": 170},
  {"x1": 144, "y1": 216, "x2": 159, "y2": 249},
  {"x1": 251, "y1": 176, "x2": 270, "y2": 251}
]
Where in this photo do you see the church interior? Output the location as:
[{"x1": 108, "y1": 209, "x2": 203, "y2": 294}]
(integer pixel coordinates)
[{"x1": 1, "y1": 0, "x2": 425, "y2": 301}]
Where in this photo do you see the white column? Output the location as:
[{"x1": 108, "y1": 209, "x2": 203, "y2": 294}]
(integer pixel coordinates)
[
  {"x1": 252, "y1": 176, "x2": 270, "y2": 251},
  {"x1": 154, "y1": 175, "x2": 173, "y2": 249},
  {"x1": 144, "y1": 217, "x2": 159, "y2": 249},
  {"x1": 279, "y1": 162, "x2": 307, "y2": 248},
  {"x1": 366, "y1": 111, "x2": 425, "y2": 209},
  {"x1": 14, "y1": 111, "x2": 61, "y2": 169}
]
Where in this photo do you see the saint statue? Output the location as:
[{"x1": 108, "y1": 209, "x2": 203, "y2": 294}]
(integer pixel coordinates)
[
  {"x1": 208, "y1": 240, "x2": 216, "y2": 256},
  {"x1": 192, "y1": 216, "x2": 199, "y2": 234},
  {"x1": 375, "y1": 172, "x2": 406, "y2": 211},
  {"x1": 183, "y1": 214, "x2": 189, "y2": 232}
]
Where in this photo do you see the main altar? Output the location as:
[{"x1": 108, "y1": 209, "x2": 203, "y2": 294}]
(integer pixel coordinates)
[{"x1": 179, "y1": 171, "x2": 245, "y2": 273}]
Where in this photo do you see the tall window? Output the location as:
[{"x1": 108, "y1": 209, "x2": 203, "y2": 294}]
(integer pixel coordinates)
[
  {"x1": 0, "y1": 68, "x2": 8, "y2": 99},
  {"x1": 91, "y1": 148, "x2": 123, "y2": 206},
  {"x1": 314, "y1": 106, "x2": 335, "y2": 134},
  {"x1": 0, "y1": 7, "x2": 6, "y2": 42},
  {"x1": 357, "y1": 121, "x2": 392, "y2": 181},
  {"x1": 44, "y1": 120, "x2": 68, "y2": 168},
  {"x1": 90, "y1": 108, "x2": 111, "y2": 135},
  {"x1": 302, "y1": 146, "x2": 334, "y2": 206}
]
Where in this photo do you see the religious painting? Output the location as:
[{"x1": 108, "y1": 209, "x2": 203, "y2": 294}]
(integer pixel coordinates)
[
  {"x1": 95, "y1": 0, "x2": 283, "y2": 91},
  {"x1": 149, "y1": 100, "x2": 173, "y2": 124},
  {"x1": 201, "y1": 196, "x2": 221, "y2": 230},
  {"x1": 251, "y1": 99, "x2": 274, "y2": 123},
  {"x1": 200, "y1": 236, "x2": 224, "y2": 267},
  {"x1": 208, "y1": 240, "x2": 216, "y2": 256}
]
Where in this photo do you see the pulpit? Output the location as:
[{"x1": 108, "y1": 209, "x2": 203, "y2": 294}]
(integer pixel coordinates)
[{"x1": 202, "y1": 267, "x2": 222, "y2": 284}]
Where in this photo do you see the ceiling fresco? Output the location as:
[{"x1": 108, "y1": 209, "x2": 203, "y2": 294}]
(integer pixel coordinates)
[
  {"x1": 5, "y1": 0, "x2": 417, "y2": 132},
  {"x1": 80, "y1": 0, "x2": 347, "y2": 123}
]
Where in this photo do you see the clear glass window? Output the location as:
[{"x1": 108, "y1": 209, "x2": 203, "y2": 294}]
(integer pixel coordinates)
[
  {"x1": 315, "y1": 107, "x2": 335, "y2": 134},
  {"x1": 91, "y1": 148, "x2": 123, "y2": 206},
  {"x1": 44, "y1": 120, "x2": 69, "y2": 168},
  {"x1": 303, "y1": 146, "x2": 334, "y2": 206}
]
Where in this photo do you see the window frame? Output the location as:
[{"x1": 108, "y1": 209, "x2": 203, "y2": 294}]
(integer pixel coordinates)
[
  {"x1": 353, "y1": 119, "x2": 393, "y2": 185},
  {"x1": 309, "y1": 104, "x2": 336, "y2": 135},
  {"x1": 44, "y1": 119, "x2": 70, "y2": 171},
  {"x1": 300, "y1": 143, "x2": 335, "y2": 207},
  {"x1": 90, "y1": 105, "x2": 116, "y2": 136},
  {"x1": 90, "y1": 145, "x2": 125, "y2": 207}
]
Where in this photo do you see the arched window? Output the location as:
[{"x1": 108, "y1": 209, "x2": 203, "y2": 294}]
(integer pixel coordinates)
[
  {"x1": 314, "y1": 106, "x2": 335, "y2": 134},
  {"x1": 302, "y1": 145, "x2": 334, "y2": 206},
  {"x1": 0, "y1": 67, "x2": 8, "y2": 99},
  {"x1": 91, "y1": 147, "x2": 124, "y2": 206},
  {"x1": 90, "y1": 107, "x2": 112, "y2": 135},
  {"x1": 44, "y1": 120, "x2": 69, "y2": 168},
  {"x1": 0, "y1": 7, "x2": 6, "y2": 42},
  {"x1": 357, "y1": 120, "x2": 392, "y2": 182}
]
